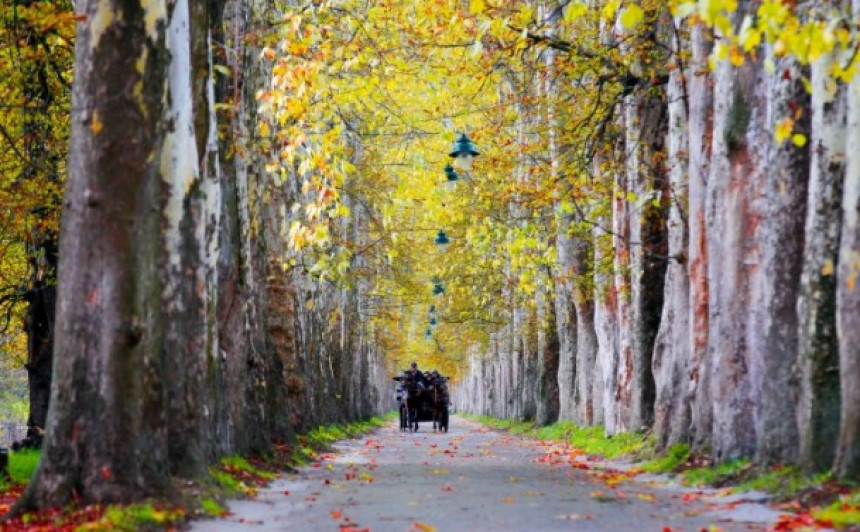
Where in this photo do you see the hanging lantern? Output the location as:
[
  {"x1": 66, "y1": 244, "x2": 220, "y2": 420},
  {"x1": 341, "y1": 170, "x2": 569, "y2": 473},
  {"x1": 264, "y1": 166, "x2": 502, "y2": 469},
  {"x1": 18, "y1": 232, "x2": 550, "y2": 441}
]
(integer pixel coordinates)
[
  {"x1": 429, "y1": 305, "x2": 437, "y2": 318},
  {"x1": 425, "y1": 328, "x2": 433, "y2": 340},
  {"x1": 432, "y1": 281, "x2": 445, "y2": 296},
  {"x1": 444, "y1": 165, "x2": 459, "y2": 192},
  {"x1": 434, "y1": 230, "x2": 450, "y2": 250},
  {"x1": 430, "y1": 316, "x2": 438, "y2": 327},
  {"x1": 449, "y1": 133, "x2": 479, "y2": 171}
]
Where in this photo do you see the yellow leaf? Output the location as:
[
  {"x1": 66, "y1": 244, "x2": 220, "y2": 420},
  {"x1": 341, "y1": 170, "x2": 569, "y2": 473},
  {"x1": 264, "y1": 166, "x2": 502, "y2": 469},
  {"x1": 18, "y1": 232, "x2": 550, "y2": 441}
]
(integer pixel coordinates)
[
  {"x1": 821, "y1": 259, "x2": 834, "y2": 276},
  {"x1": 411, "y1": 523, "x2": 437, "y2": 532},
  {"x1": 91, "y1": 111, "x2": 103, "y2": 135},
  {"x1": 619, "y1": 4, "x2": 645, "y2": 29},
  {"x1": 564, "y1": 2, "x2": 588, "y2": 23},
  {"x1": 792, "y1": 133, "x2": 807, "y2": 147},
  {"x1": 729, "y1": 44, "x2": 744, "y2": 66},
  {"x1": 774, "y1": 117, "x2": 794, "y2": 144},
  {"x1": 602, "y1": 0, "x2": 621, "y2": 21},
  {"x1": 469, "y1": 0, "x2": 485, "y2": 14}
]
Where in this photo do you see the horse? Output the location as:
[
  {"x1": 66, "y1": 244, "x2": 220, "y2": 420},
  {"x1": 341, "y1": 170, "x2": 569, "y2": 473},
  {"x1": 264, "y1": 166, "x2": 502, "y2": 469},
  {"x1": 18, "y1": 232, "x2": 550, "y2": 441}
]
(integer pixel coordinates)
[
  {"x1": 401, "y1": 378, "x2": 423, "y2": 432},
  {"x1": 431, "y1": 377, "x2": 449, "y2": 432}
]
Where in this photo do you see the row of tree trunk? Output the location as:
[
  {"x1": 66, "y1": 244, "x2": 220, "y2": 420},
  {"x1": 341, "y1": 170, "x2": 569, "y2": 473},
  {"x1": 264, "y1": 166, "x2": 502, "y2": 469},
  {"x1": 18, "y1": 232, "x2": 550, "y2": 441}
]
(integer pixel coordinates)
[
  {"x1": 14, "y1": 0, "x2": 391, "y2": 511},
  {"x1": 454, "y1": 3, "x2": 860, "y2": 481}
]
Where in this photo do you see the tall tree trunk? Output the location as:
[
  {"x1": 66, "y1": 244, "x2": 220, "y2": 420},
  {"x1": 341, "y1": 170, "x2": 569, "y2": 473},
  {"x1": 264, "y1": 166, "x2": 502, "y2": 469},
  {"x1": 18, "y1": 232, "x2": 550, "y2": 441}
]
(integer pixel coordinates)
[
  {"x1": 797, "y1": 50, "x2": 845, "y2": 473},
  {"x1": 688, "y1": 21, "x2": 713, "y2": 452},
  {"x1": 705, "y1": 32, "x2": 763, "y2": 461},
  {"x1": 833, "y1": 1, "x2": 860, "y2": 477},
  {"x1": 651, "y1": 13, "x2": 690, "y2": 450},
  {"x1": 624, "y1": 89, "x2": 667, "y2": 432},
  {"x1": 749, "y1": 52, "x2": 809, "y2": 465},
  {"x1": 535, "y1": 278, "x2": 560, "y2": 425},
  {"x1": 21, "y1": 0, "x2": 173, "y2": 505}
]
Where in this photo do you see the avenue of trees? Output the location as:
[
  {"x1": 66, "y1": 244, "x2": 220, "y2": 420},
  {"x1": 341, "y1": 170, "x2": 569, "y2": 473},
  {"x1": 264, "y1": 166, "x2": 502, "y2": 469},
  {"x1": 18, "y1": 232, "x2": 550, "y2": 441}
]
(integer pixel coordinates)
[{"x1": 2, "y1": 0, "x2": 859, "y2": 512}]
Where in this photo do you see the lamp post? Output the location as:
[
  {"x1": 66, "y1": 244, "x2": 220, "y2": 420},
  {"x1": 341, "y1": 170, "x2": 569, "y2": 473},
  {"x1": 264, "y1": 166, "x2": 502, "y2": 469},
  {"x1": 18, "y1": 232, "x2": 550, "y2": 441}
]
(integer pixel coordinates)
[
  {"x1": 449, "y1": 133, "x2": 479, "y2": 172},
  {"x1": 444, "y1": 165, "x2": 459, "y2": 192},
  {"x1": 434, "y1": 230, "x2": 450, "y2": 251},
  {"x1": 432, "y1": 277, "x2": 445, "y2": 296}
]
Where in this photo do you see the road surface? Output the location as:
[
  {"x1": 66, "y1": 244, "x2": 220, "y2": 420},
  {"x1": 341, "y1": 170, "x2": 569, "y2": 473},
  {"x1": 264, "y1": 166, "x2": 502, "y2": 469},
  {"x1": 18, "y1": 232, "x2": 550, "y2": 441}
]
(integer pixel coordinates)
[{"x1": 192, "y1": 416, "x2": 784, "y2": 531}]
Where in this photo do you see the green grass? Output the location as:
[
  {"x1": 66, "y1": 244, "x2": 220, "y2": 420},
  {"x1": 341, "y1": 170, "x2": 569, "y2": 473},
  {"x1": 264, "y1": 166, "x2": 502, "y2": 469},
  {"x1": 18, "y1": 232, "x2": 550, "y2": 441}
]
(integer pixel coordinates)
[
  {"x1": 209, "y1": 469, "x2": 248, "y2": 496},
  {"x1": 99, "y1": 502, "x2": 186, "y2": 531},
  {"x1": 737, "y1": 466, "x2": 831, "y2": 498},
  {"x1": 682, "y1": 459, "x2": 750, "y2": 486},
  {"x1": 199, "y1": 498, "x2": 227, "y2": 517},
  {"x1": 470, "y1": 415, "x2": 648, "y2": 459},
  {"x1": 219, "y1": 455, "x2": 276, "y2": 481},
  {"x1": 641, "y1": 443, "x2": 691, "y2": 473},
  {"x1": 0, "y1": 448, "x2": 40, "y2": 489},
  {"x1": 812, "y1": 491, "x2": 860, "y2": 529}
]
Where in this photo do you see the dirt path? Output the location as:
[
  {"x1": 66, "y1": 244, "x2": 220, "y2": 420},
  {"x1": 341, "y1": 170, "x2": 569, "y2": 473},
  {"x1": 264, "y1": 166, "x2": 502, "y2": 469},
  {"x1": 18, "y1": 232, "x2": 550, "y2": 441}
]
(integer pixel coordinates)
[{"x1": 192, "y1": 417, "x2": 786, "y2": 531}]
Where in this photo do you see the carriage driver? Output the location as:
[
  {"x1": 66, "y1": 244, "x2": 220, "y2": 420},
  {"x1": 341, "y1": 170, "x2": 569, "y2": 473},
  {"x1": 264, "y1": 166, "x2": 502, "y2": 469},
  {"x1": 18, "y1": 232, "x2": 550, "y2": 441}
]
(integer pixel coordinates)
[{"x1": 407, "y1": 361, "x2": 426, "y2": 389}]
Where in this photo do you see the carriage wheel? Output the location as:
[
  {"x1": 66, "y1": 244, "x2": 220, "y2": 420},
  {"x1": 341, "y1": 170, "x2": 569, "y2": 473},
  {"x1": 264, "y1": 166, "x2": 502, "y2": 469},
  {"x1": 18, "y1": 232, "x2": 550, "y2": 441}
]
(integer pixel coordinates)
[{"x1": 399, "y1": 404, "x2": 407, "y2": 430}]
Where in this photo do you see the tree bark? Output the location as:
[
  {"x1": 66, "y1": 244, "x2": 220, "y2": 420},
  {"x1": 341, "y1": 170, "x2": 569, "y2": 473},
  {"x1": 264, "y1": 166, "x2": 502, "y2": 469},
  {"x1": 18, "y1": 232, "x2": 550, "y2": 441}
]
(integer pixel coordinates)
[
  {"x1": 705, "y1": 33, "x2": 762, "y2": 461},
  {"x1": 834, "y1": 0, "x2": 860, "y2": 477},
  {"x1": 651, "y1": 12, "x2": 690, "y2": 450},
  {"x1": 797, "y1": 51, "x2": 845, "y2": 473},
  {"x1": 688, "y1": 21, "x2": 713, "y2": 452},
  {"x1": 749, "y1": 52, "x2": 809, "y2": 466}
]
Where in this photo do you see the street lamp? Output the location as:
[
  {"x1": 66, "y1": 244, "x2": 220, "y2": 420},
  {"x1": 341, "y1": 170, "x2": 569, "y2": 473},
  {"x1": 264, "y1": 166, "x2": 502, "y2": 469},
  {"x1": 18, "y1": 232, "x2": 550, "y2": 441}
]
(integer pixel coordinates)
[
  {"x1": 434, "y1": 230, "x2": 450, "y2": 250},
  {"x1": 449, "y1": 133, "x2": 479, "y2": 172},
  {"x1": 444, "y1": 165, "x2": 459, "y2": 192},
  {"x1": 432, "y1": 277, "x2": 445, "y2": 296}
]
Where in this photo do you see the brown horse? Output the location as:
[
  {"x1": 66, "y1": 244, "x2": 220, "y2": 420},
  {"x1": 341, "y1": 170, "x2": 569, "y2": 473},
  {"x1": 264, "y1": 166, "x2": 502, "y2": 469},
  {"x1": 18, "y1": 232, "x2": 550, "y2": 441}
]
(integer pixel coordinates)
[
  {"x1": 402, "y1": 378, "x2": 423, "y2": 432},
  {"x1": 431, "y1": 377, "x2": 449, "y2": 432}
]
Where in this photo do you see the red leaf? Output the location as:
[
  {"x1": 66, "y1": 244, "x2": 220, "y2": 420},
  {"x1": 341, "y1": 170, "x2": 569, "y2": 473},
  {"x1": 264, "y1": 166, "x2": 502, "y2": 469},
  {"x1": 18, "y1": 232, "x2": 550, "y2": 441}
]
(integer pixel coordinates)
[{"x1": 101, "y1": 466, "x2": 111, "y2": 480}]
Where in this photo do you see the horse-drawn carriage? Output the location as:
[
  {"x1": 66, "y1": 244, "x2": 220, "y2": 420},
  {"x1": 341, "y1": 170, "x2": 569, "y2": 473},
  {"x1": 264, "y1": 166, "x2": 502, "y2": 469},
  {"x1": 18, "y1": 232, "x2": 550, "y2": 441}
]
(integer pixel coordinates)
[{"x1": 394, "y1": 372, "x2": 450, "y2": 432}]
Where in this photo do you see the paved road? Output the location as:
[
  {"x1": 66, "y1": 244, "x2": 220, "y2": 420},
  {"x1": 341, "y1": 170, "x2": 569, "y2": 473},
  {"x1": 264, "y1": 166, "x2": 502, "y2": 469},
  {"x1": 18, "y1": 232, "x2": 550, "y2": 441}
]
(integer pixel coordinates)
[{"x1": 192, "y1": 416, "x2": 785, "y2": 532}]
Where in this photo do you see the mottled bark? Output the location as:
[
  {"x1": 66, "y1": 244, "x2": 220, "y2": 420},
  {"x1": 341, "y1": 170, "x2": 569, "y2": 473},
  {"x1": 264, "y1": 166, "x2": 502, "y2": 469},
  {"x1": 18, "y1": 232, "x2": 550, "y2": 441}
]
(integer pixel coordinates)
[
  {"x1": 749, "y1": 52, "x2": 809, "y2": 466},
  {"x1": 624, "y1": 89, "x2": 667, "y2": 432},
  {"x1": 21, "y1": 0, "x2": 173, "y2": 506},
  {"x1": 834, "y1": 3, "x2": 860, "y2": 477},
  {"x1": 651, "y1": 14, "x2": 690, "y2": 449},
  {"x1": 706, "y1": 42, "x2": 762, "y2": 461},
  {"x1": 797, "y1": 52, "x2": 845, "y2": 473},
  {"x1": 687, "y1": 21, "x2": 713, "y2": 452}
]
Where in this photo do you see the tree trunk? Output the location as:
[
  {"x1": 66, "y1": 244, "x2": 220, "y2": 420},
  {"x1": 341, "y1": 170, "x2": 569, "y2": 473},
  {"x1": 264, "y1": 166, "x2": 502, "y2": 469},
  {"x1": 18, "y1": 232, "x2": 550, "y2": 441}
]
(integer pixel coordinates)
[
  {"x1": 21, "y1": 0, "x2": 174, "y2": 505},
  {"x1": 535, "y1": 279, "x2": 560, "y2": 425},
  {"x1": 21, "y1": 286, "x2": 55, "y2": 449},
  {"x1": 651, "y1": 13, "x2": 690, "y2": 449},
  {"x1": 834, "y1": 0, "x2": 860, "y2": 476},
  {"x1": 749, "y1": 52, "x2": 809, "y2": 466},
  {"x1": 797, "y1": 51, "x2": 845, "y2": 473},
  {"x1": 705, "y1": 36, "x2": 762, "y2": 461},
  {"x1": 624, "y1": 88, "x2": 667, "y2": 432},
  {"x1": 688, "y1": 21, "x2": 713, "y2": 452}
]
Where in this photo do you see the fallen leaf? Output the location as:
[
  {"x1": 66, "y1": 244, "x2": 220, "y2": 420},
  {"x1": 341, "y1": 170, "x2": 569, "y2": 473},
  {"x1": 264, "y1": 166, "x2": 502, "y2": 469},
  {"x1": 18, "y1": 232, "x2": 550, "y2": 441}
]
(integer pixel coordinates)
[{"x1": 411, "y1": 523, "x2": 437, "y2": 532}]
